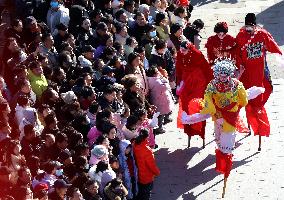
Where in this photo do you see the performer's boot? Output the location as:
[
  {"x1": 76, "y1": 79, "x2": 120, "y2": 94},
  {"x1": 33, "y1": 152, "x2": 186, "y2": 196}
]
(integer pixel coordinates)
[{"x1": 202, "y1": 138, "x2": 205, "y2": 149}]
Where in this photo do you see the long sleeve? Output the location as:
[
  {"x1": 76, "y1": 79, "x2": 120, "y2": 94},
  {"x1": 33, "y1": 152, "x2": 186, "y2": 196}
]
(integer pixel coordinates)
[
  {"x1": 205, "y1": 37, "x2": 215, "y2": 64},
  {"x1": 264, "y1": 31, "x2": 282, "y2": 55},
  {"x1": 145, "y1": 151, "x2": 160, "y2": 176},
  {"x1": 237, "y1": 82, "x2": 248, "y2": 107},
  {"x1": 200, "y1": 84, "x2": 216, "y2": 116}
]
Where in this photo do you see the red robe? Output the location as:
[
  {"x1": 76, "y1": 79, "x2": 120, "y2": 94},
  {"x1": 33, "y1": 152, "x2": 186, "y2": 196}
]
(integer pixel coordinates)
[
  {"x1": 236, "y1": 27, "x2": 282, "y2": 136},
  {"x1": 176, "y1": 44, "x2": 213, "y2": 138},
  {"x1": 205, "y1": 34, "x2": 237, "y2": 65}
]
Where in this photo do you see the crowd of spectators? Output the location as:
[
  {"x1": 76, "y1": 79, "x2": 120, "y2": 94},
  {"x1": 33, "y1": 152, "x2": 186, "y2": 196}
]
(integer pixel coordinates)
[{"x1": 0, "y1": 0, "x2": 202, "y2": 199}]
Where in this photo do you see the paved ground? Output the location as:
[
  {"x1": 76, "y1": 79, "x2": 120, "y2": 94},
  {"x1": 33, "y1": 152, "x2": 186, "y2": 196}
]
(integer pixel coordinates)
[{"x1": 152, "y1": 1, "x2": 284, "y2": 199}]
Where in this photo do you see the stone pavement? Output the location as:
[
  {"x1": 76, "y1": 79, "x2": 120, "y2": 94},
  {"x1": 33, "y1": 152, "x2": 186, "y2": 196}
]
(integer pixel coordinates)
[{"x1": 151, "y1": 1, "x2": 284, "y2": 199}]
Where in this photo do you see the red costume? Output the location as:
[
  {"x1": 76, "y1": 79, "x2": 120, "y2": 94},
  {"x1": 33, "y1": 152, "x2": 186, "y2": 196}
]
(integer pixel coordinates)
[
  {"x1": 176, "y1": 43, "x2": 213, "y2": 138},
  {"x1": 236, "y1": 26, "x2": 282, "y2": 136},
  {"x1": 205, "y1": 34, "x2": 237, "y2": 65}
]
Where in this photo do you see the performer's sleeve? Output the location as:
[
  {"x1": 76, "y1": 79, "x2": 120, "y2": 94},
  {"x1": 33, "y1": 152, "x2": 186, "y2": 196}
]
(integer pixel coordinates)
[
  {"x1": 198, "y1": 51, "x2": 213, "y2": 83},
  {"x1": 237, "y1": 82, "x2": 248, "y2": 107},
  {"x1": 200, "y1": 84, "x2": 216, "y2": 115},
  {"x1": 205, "y1": 37, "x2": 215, "y2": 65},
  {"x1": 235, "y1": 33, "x2": 245, "y2": 69},
  {"x1": 264, "y1": 31, "x2": 282, "y2": 55}
]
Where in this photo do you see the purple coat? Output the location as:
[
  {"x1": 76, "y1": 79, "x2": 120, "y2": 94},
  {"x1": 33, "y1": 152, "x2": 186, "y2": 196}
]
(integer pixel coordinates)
[{"x1": 148, "y1": 76, "x2": 175, "y2": 115}]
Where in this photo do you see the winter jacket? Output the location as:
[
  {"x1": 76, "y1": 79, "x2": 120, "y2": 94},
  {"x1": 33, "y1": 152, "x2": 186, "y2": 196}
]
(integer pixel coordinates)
[
  {"x1": 137, "y1": 120, "x2": 155, "y2": 148},
  {"x1": 147, "y1": 76, "x2": 174, "y2": 115},
  {"x1": 87, "y1": 126, "x2": 102, "y2": 147},
  {"x1": 28, "y1": 70, "x2": 48, "y2": 98},
  {"x1": 118, "y1": 140, "x2": 138, "y2": 199},
  {"x1": 133, "y1": 140, "x2": 160, "y2": 184}
]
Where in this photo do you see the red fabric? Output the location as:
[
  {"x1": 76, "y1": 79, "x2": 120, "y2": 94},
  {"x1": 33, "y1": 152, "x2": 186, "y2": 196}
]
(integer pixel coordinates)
[
  {"x1": 205, "y1": 34, "x2": 237, "y2": 65},
  {"x1": 214, "y1": 101, "x2": 249, "y2": 133},
  {"x1": 176, "y1": 0, "x2": 189, "y2": 6},
  {"x1": 246, "y1": 104, "x2": 270, "y2": 137},
  {"x1": 133, "y1": 140, "x2": 160, "y2": 184},
  {"x1": 236, "y1": 27, "x2": 281, "y2": 136},
  {"x1": 237, "y1": 27, "x2": 282, "y2": 107},
  {"x1": 215, "y1": 149, "x2": 233, "y2": 178},
  {"x1": 176, "y1": 44, "x2": 212, "y2": 138}
]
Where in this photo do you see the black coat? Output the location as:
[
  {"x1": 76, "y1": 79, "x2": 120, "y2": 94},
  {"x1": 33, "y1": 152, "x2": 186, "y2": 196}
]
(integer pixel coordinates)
[{"x1": 122, "y1": 90, "x2": 151, "y2": 113}]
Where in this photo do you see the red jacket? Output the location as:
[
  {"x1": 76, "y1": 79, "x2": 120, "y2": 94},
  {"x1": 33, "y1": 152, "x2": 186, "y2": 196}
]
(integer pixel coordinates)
[
  {"x1": 133, "y1": 140, "x2": 160, "y2": 184},
  {"x1": 236, "y1": 27, "x2": 282, "y2": 107},
  {"x1": 205, "y1": 34, "x2": 237, "y2": 65}
]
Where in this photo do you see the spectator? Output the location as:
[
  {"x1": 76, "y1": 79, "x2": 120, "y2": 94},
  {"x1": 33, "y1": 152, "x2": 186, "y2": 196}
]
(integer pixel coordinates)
[
  {"x1": 104, "y1": 178, "x2": 128, "y2": 200},
  {"x1": 118, "y1": 139, "x2": 138, "y2": 199},
  {"x1": 167, "y1": 23, "x2": 187, "y2": 51},
  {"x1": 4, "y1": 19, "x2": 24, "y2": 48},
  {"x1": 83, "y1": 180, "x2": 102, "y2": 200},
  {"x1": 149, "y1": 0, "x2": 161, "y2": 21},
  {"x1": 155, "y1": 12, "x2": 170, "y2": 40},
  {"x1": 115, "y1": 23, "x2": 129, "y2": 46},
  {"x1": 147, "y1": 66, "x2": 174, "y2": 127},
  {"x1": 130, "y1": 12, "x2": 148, "y2": 44},
  {"x1": 46, "y1": 0, "x2": 70, "y2": 35},
  {"x1": 183, "y1": 19, "x2": 204, "y2": 50},
  {"x1": 39, "y1": 33, "x2": 59, "y2": 68},
  {"x1": 133, "y1": 129, "x2": 160, "y2": 200},
  {"x1": 54, "y1": 23, "x2": 69, "y2": 51},
  {"x1": 49, "y1": 179, "x2": 71, "y2": 200},
  {"x1": 124, "y1": 37, "x2": 138, "y2": 58}
]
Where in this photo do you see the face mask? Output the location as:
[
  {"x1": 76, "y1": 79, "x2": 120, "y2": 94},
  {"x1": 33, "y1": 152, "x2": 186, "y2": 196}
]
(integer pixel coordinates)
[
  {"x1": 149, "y1": 30, "x2": 157, "y2": 38},
  {"x1": 55, "y1": 169, "x2": 63, "y2": 177},
  {"x1": 50, "y1": 1, "x2": 59, "y2": 8},
  {"x1": 85, "y1": 164, "x2": 90, "y2": 170}
]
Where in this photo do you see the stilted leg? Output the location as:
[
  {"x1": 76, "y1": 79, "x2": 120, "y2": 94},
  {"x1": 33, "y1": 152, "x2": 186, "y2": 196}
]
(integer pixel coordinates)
[
  {"x1": 188, "y1": 136, "x2": 191, "y2": 148},
  {"x1": 247, "y1": 118, "x2": 251, "y2": 136},
  {"x1": 258, "y1": 135, "x2": 262, "y2": 151},
  {"x1": 222, "y1": 176, "x2": 228, "y2": 198},
  {"x1": 202, "y1": 138, "x2": 205, "y2": 149}
]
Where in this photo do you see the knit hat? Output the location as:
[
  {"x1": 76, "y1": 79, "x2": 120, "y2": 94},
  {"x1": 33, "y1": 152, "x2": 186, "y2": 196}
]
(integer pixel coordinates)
[
  {"x1": 23, "y1": 108, "x2": 37, "y2": 125},
  {"x1": 90, "y1": 145, "x2": 108, "y2": 165},
  {"x1": 214, "y1": 22, "x2": 228, "y2": 33},
  {"x1": 245, "y1": 13, "x2": 256, "y2": 26},
  {"x1": 61, "y1": 91, "x2": 77, "y2": 104},
  {"x1": 170, "y1": 23, "x2": 183, "y2": 35}
]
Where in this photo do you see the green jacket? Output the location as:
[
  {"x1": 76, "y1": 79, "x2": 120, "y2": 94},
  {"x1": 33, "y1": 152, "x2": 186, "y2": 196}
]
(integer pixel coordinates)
[{"x1": 28, "y1": 70, "x2": 48, "y2": 98}]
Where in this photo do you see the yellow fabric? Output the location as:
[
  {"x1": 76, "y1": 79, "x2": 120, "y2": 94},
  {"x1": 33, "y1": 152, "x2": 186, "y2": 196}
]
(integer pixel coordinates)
[
  {"x1": 28, "y1": 69, "x2": 48, "y2": 98},
  {"x1": 200, "y1": 80, "x2": 248, "y2": 133}
]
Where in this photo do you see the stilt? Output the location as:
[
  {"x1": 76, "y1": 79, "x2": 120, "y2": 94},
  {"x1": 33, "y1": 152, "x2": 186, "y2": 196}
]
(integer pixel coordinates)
[
  {"x1": 247, "y1": 118, "x2": 251, "y2": 136},
  {"x1": 258, "y1": 135, "x2": 262, "y2": 151},
  {"x1": 188, "y1": 136, "x2": 191, "y2": 148},
  {"x1": 222, "y1": 176, "x2": 228, "y2": 198},
  {"x1": 202, "y1": 138, "x2": 205, "y2": 149}
]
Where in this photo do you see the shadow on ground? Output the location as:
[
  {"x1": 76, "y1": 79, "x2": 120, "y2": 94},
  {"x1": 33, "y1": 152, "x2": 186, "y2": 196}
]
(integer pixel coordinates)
[
  {"x1": 257, "y1": 1, "x2": 284, "y2": 46},
  {"x1": 190, "y1": 0, "x2": 238, "y2": 6},
  {"x1": 152, "y1": 146, "x2": 259, "y2": 200}
]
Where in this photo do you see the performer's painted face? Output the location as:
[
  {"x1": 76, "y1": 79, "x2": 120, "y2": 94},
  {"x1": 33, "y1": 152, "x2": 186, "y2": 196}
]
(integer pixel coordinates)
[
  {"x1": 245, "y1": 25, "x2": 254, "y2": 33},
  {"x1": 180, "y1": 47, "x2": 188, "y2": 55},
  {"x1": 217, "y1": 32, "x2": 226, "y2": 39},
  {"x1": 218, "y1": 74, "x2": 230, "y2": 83}
]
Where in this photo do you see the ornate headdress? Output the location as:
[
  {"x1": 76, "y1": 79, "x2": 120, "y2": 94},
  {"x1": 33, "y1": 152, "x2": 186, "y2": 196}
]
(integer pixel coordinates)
[{"x1": 212, "y1": 57, "x2": 236, "y2": 78}]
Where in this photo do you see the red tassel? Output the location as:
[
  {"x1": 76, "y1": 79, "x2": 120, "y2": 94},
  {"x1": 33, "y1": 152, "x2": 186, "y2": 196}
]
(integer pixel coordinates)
[{"x1": 215, "y1": 149, "x2": 233, "y2": 178}]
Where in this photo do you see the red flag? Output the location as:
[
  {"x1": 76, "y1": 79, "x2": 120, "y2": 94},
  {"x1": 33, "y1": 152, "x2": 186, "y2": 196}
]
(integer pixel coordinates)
[{"x1": 215, "y1": 149, "x2": 233, "y2": 178}]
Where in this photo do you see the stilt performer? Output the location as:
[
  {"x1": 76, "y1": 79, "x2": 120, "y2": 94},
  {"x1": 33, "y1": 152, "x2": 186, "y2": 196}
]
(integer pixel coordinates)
[
  {"x1": 181, "y1": 58, "x2": 265, "y2": 197},
  {"x1": 206, "y1": 22, "x2": 237, "y2": 66},
  {"x1": 176, "y1": 40, "x2": 213, "y2": 148},
  {"x1": 236, "y1": 13, "x2": 283, "y2": 151}
]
